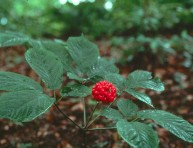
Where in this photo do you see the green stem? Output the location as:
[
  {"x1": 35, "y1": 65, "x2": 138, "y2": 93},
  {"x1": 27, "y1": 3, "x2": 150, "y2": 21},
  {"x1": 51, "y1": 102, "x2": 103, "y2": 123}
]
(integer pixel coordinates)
[
  {"x1": 131, "y1": 117, "x2": 139, "y2": 122},
  {"x1": 107, "y1": 98, "x2": 117, "y2": 108},
  {"x1": 85, "y1": 102, "x2": 99, "y2": 128},
  {"x1": 53, "y1": 90, "x2": 63, "y2": 103},
  {"x1": 86, "y1": 114, "x2": 100, "y2": 128},
  {"x1": 88, "y1": 127, "x2": 116, "y2": 131},
  {"x1": 82, "y1": 97, "x2": 88, "y2": 148},
  {"x1": 56, "y1": 96, "x2": 64, "y2": 103},
  {"x1": 87, "y1": 98, "x2": 118, "y2": 128},
  {"x1": 53, "y1": 91, "x2": 56, "y2": 98},
  {"x1": 82, "y1": 98, "x2": 87, "y2": 127},
  {"x1": 54, "y1": 103, "x2": 82, "y2": 130}
]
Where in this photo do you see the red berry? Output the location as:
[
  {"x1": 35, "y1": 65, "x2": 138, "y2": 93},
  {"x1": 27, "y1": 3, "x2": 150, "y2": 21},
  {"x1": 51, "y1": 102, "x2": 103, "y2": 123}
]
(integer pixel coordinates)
[{"x1": 92, "y1": 80, "x2": 117, "y2": 103}]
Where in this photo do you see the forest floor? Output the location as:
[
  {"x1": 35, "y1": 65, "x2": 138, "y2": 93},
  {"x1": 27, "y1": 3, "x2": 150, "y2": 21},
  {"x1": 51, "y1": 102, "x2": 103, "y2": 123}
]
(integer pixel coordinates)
[{"x1": 0, "y1": 41, "x2": 193, "y2": 148}]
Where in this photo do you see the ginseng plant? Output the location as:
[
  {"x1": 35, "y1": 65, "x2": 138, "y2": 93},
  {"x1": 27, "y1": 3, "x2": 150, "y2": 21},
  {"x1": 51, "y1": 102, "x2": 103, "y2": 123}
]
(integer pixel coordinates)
[{"x1": 0, "y1": 31, "x2": 193, "y2": 147}]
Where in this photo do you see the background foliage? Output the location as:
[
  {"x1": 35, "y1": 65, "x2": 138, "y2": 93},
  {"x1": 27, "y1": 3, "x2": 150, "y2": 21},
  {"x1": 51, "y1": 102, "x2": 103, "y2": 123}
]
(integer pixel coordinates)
[
  {"x1": 1, "y1": 0, "x2": 193, "y2": 67},
  {"x1": 1, "y1": 0, "x2": 193, "y2": 38}
]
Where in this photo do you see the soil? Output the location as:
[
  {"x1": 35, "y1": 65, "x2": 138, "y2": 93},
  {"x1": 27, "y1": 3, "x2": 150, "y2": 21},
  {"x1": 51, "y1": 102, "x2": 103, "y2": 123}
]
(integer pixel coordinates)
[{"x1": 0, "y1": 42, "x2": 193, "y2": 148}]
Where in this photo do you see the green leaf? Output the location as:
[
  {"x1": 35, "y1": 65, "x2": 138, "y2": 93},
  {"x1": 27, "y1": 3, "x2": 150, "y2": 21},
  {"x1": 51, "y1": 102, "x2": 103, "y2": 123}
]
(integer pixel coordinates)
[
  {"x1": 87, "y1": 58, "x2": 119, "y2": 78},
  {"x1": 117, "y1": 99, "x2": 138, "y2": 117},
  {"x1": 127, "y1": 70, "x2": 164, "y2": 91},
  {"x1": 117, "y1": 120, "x2": 159, "y2": 148},
  {"x1": 100, "y1": 107, "x2": 124, "y2": 121},
  {"x1": 40, "y1": 39, "x2": 67, "y2": 50},
  {"x1": 125, "y1": 88, "x2": 153, "y2": 107},
  {"x1": 25, "y1": 48, "x2": 63, "y2": 90},
  {"x1": 138, "y1": 110, "x2": 193, "y2": 143},
  {"x1": 86, "y1": 75, "x2": 103, "y2": 83},
  {"x1": 104, "y1": 73, "x2": 125, "y2": 95},
  {"x1": 0, "y1": 72, "x2": 42, "y2": 91},
  {"x1": 60, "y1": 83, "x2": 91, "y2": 98},
  {"x1": 27, "y1": 39, "x2": 42, "y2": 48},
  {"x1": 28, "y1": 39, "x2": 75, "y2": 73},
  {"x1": 0, "y1": 31, "x2": 29, "y2": 47},
  {"x1": 39, "y1": 40, "x2": 74, "y2": 73},
  {"x1": 67, "y1": 72, "x2": 86, "y2": 82},
  {"x1": 67, "y1": 36, "x2": 99, "y2": 71},
  {"x1": 0, "y1": 90, "x2": 55, "y2": 122}
]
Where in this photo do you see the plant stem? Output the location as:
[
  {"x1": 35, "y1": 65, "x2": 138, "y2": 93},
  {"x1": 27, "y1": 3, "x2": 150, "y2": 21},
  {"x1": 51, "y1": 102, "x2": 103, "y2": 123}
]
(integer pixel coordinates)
[
  {"x1": 87, "y1": 127, "x2": 116, "y2": 131},
  {"x1": 86, "y1": 114, "x2": 100, "y2": 128},
  {"x1": 82, "y1": 98, "x2": 86, "y2": 127},
  {"x1": 85, "y1": 102, "x2": 99, "y2": 128},
  {"x1": 87, "y1": 98, "x2": 117, "y2": 128},
  {"x1": 54, "y1": 103, "x2": 82, "y2": 130},
  {"x1": 131, "y1": 117, "x2": 139, "y2": 122},
  {"x1": 53, "y1": 91, "x2": 56, "y2": 98},
  {"x1": 83, "y1": 102, "x2": 100, "y2": 147},
  {"x1": 108, "y1": 98, "x2": 117, "y2": 108},
  {"x1": 56, "y1": 96, "x2": 64, "y2": 103}
]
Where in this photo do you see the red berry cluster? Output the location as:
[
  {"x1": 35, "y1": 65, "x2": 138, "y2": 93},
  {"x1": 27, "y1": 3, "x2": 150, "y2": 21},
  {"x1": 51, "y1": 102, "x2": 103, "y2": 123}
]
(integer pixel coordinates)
[{"x1": 92, "y1": 80, "x2": 117, "y2": 103}]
